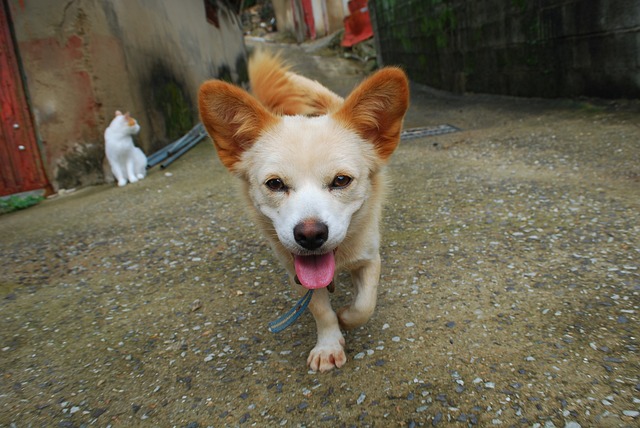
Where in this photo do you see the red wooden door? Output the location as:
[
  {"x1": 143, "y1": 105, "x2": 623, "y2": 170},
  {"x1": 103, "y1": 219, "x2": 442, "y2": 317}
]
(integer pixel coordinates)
[{"x1": 0, "y1": 4, "x2": 49, "y2": 196}]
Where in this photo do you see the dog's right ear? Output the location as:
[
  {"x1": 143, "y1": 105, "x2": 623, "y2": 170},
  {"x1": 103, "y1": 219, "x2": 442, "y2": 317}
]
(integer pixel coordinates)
[{"x1": 198, "y1": 81, "x2": 278, "y2": 171}]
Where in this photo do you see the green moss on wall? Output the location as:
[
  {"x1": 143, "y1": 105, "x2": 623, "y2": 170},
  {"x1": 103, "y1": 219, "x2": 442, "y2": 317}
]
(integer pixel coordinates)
[
  {"x1": 147, "y1": 62, "x2": 195, "y2": 144},
  {"x1": 423, "y1": 1, "x2": 457, "y2": 49},
  {"x1": 154, "y1": 81, "x2": 193, "y2": 141}
]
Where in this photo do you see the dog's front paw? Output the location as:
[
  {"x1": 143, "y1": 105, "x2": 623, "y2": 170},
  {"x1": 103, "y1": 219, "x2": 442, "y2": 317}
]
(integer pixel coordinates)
[{"x1": 307, "y1": 335, "x2": 346, "y2": 372}]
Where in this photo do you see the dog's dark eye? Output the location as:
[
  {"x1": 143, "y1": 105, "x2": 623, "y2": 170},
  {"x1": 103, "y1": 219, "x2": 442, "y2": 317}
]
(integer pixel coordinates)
[
  {"x1": 331, "y1": 175, "x2": 352, "y2": 189},
  {"x1": 265, "y1": 178, "x2": 287, "y2": 192}
]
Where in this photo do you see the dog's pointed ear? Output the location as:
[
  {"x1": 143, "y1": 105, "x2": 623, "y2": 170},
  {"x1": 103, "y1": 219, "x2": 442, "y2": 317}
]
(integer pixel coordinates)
[
  {"x1": 334, "y1": 68, "x2": 409, "y2": 161},
  {"x1": 199, "y1": 80, "x2": 278, "y2": 171}
]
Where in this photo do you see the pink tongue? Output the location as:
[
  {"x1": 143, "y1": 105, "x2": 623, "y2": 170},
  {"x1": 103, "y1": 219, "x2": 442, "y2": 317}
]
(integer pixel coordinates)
[{"x1": 294, "y1": 252, "x2": 335, "y2": 289}]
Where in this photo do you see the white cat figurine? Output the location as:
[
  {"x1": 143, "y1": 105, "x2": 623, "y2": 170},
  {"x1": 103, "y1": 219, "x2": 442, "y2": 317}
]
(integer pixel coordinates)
[{"x1": 105, "y1": 110, "x2": 147, "y2": 187}]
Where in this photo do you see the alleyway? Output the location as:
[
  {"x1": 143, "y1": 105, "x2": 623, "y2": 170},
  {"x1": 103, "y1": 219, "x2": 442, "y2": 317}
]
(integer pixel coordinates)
[{"x1": 1, "y1": 40, "x2": 639, "y2": 427}]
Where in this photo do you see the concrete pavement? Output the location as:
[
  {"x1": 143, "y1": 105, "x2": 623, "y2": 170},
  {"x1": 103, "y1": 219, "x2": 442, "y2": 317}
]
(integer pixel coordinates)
[{"x1": 1, "y1": 41, "x2": 639, "y2": 427}]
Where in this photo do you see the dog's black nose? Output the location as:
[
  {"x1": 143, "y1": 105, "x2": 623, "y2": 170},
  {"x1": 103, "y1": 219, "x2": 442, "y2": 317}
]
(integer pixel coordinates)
[{"x1": 294, "y1": 220, "x2": 328, "y2": 251}]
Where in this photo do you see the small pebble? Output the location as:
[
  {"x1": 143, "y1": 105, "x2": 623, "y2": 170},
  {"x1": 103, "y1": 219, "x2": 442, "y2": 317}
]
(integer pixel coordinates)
[
  {"x1": 190, "y1": 300, "x2": 202, "y2": 311},
  {"x1": 622, "y1": 410, "x2": 639, "y2": 418}
]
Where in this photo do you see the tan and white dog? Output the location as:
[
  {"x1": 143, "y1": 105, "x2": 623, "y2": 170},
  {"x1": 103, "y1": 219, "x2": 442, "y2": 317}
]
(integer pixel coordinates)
[{"x1": 198, "y1": 51, "x2": 409, "y2": 372}]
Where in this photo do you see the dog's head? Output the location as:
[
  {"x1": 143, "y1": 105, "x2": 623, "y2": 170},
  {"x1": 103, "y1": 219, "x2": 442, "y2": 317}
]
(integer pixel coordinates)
[{"x1": 199, "y1": 69, "x2": 409, "y2": 289}]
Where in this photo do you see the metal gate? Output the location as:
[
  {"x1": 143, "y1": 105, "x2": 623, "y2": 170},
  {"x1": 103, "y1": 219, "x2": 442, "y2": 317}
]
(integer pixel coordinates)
[{"x1": 0, "y1": 3, "x2": 49, "y2": 196}]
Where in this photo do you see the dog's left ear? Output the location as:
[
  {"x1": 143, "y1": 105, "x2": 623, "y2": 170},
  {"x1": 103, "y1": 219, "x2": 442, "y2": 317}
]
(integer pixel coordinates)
[
  {"x1": 199, "y1": 80, "x2": 278, "y2": 171},
  {"x1": 334, "y1": 68, "x2": 409, "y2": 161}
]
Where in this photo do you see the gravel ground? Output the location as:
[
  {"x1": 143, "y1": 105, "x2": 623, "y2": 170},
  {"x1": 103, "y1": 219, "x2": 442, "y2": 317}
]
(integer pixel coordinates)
[{"x1": 1, "y1": 41, "x2": 639, "y2": 427}]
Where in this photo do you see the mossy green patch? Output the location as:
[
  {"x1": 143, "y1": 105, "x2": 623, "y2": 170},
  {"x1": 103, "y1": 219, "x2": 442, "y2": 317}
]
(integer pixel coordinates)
[
  {"x1": 154, "y1": 81, "x2": 193, "y2": 141},
  {"x1": 0, "y1": 194, "x2": 44, "y2": 215}
]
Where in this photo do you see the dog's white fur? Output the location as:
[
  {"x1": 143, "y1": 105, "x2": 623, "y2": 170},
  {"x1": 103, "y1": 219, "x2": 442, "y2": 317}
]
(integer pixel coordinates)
[{"x1": 199, "y1": 51, "x2": 409, "y2": 372}]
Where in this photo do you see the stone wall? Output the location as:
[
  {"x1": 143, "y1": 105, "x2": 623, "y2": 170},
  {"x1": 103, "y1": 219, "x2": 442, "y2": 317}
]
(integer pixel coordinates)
[
  {"x1": 370, "y1": 0, "x2": 640, "y2": 98},
  {"x1": 8, "y1": 0, "x2": 246, "y2": 190}
]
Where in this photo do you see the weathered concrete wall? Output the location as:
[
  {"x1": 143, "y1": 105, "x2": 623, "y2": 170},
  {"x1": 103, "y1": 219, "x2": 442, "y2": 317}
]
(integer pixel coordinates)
[
  {"x1": 310, "y1": 0, "x2": 347, "y2": 36},
  {"x1": 272, "y1": 0, "x2": 346, "y2": 40},
  {"x1": 8, "y1": 0, "x2": 246, "y2": 190},
  {"x1": 370, "y1": 0, "x2": 640, "y2": 99}
]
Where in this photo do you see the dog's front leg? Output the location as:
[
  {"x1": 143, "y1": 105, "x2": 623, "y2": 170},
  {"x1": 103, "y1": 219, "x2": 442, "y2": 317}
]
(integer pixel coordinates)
[
  {"x1": 303, "y1": 286, "x2": 346, "y2": 372},
  {"x1": 337, "y1": 254, "x2": 381, "y2": 330}
]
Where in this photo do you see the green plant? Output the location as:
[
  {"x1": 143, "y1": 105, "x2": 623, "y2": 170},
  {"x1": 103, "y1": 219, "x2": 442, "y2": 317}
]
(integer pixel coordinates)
[{"x1": 0, "y1": 194, "x2": 44, "y2": 214}]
